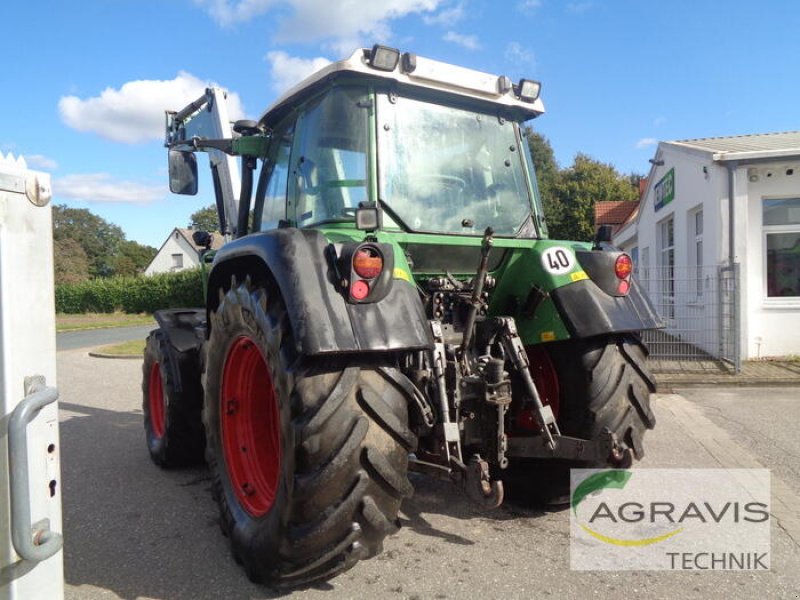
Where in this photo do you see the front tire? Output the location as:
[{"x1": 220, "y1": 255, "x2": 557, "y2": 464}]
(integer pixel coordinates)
[
  {"x1": 142, "y1": 330, "x2": 205, "y2": 468},
  {"x1": 203, "y1": 278, "x2": 416, "y2": 586}
]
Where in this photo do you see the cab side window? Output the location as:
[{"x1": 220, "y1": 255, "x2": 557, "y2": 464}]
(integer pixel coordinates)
[
  {"x1": 290, "y1": 87, "x2": 369, "y2": 227},
  {"x1": 258, "y1": 125, "x2": 293, "y2": 231}
]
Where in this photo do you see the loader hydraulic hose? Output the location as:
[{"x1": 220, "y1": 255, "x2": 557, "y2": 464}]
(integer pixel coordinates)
[
  {"x1": 174, "y1": 92, "x2": 209, "y2": 123},
  {"x1": 237, "y1": 156, "x2": 255, "y2": 237}
]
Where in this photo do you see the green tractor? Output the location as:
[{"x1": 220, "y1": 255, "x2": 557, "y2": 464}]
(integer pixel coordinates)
[{"x1": 142, "y1": 45, "x2": 662, "y2": 586}]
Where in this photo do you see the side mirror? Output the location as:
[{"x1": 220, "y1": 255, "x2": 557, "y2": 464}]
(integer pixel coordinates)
[
  {"x1": 168, "y1": 149, "x2": 198, "y2": 195},
  {"x1": 593, "y1": 224, "x2": 614, "y2": 250}
]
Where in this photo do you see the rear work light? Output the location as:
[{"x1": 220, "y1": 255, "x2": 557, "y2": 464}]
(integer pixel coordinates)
[{"x1": 353, "y1": 247, "x2": 384, "y2": 279}]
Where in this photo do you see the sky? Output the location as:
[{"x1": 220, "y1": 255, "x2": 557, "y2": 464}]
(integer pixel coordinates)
[{"x1": 2, "y1": 0, "x2": 798, "y2": 249}]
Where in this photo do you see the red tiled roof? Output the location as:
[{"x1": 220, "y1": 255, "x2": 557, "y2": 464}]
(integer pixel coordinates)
[{"x1": 594, "y1": 201, "x2": 638, "y2": 227}]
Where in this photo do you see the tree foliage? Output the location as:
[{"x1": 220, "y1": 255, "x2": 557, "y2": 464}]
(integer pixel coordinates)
[
  {"x1": 54, "y1": 237, "x2": 90, "y2": 285},
  {"x1": 522, "y1": 132, "x2": 639, "y2": 241},
  {"x1": 52, "y1": 204, "x2": 158, "y2": 280},
  {"x1": 189, "y1": 204, "x2": 221, "y2": 232},
  {"x1": 523, "y1": 128, "x2": 560, "y2": 236},
  {"x1": 550, "y1": 154, "x2": 638, "y2": 241}
]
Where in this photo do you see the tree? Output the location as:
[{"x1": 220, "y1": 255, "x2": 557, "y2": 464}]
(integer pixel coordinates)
[
  {"x1": 53, "y1": 205, "x2": 125, "y2": 277},
  {"x1": 189, "y1": 204, "x2": 220, "y2": 232},
  {"x1": 112, "y1": 240, "x2": 157, "y2": 276},
  {"x1": 523, "y1": 128, "x2": 560, "y2": 236},
  {"x1": 549, "y1": 154, "x2": 638, "y2": 241},
  {"x1": 52, "y1": 205, "x2": 157, "y2": 278},
  {"x1": 53, "y1": 237, "x2": 90, "y2": 285}
]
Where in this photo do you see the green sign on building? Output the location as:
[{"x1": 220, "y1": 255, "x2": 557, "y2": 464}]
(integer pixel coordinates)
[{"x1": 654, "y1": 168, "x2": 674, "y2": 212}]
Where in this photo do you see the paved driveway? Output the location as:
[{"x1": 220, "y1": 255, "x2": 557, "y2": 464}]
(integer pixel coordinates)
[
  {"x1": 56, "y1": 324, "x2": 154, "y2": 351},
  {"x1": 56, "y1": 350, "x2": 800, "y2": 599}
]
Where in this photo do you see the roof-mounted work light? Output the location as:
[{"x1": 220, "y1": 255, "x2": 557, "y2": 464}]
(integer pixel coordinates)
[
  {"x1": 518, "y1": 79, "x2": 542, "y2": 103},
  {"x1": 369, "y1": 44, "x2": 401, "y2": 72}
]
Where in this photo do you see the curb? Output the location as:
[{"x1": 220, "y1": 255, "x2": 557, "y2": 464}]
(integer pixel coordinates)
[
  {"x1": 88, "y1": 351, "x2": 143, "y2": 360},
  {"x1": 655, "y1": 378, "x2": 800, "y2": 393}
]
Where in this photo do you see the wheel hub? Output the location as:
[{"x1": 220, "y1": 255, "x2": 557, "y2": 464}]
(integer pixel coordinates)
[{"x1": 221, "y1": 336, "x2": 281, "y2": 517}]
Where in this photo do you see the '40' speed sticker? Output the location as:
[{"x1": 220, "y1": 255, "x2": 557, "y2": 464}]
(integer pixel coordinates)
[{"x1": 541, "y1": 246, "x2": 575, "y2": 275}]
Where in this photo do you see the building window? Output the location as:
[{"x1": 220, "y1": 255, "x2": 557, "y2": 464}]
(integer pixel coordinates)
[
  {"x1": 764, "y1": 197, "x2": 800, "y2": 298},
  {"x1": 171, "y1": 253, "x2": 183, "y2": 270},
  {"x1": 641, "y1": 246, "x2": 650, "y2": 292},
  {"x1": 658, "y1": 216, "x2": 675, "y2": 318},
  {"x1": 690, "y1": 208, "x2": 703, "y2": 298}
]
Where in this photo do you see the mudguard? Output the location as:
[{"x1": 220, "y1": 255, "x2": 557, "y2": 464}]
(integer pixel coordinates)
[
  {"x1": 207, "y1": 228, "x2": 433, "y2": 356},
  {"x1": 549, "y1": 276, "x2": 664, "y2": 339}
]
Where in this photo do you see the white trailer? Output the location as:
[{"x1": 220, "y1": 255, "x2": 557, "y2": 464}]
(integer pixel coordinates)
[{"x1": 0, "y1": 153, "x2": 63, "y2": 600}]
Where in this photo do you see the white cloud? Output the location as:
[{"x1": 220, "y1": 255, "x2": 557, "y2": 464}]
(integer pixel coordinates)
[
  {"x1": 24, "y1": 154, "x2": 59, "y2": 170},
  {"x1": 443, "y1": 31, "x2": 480, "y2": 50},
  {"x1": 636, "y1": 137, "x2": 658, "y2": 149},
  {"x1": 423, "y1": 2, "x2": 465, "y2": 25},
  {"x1": 517, "y1": 0, "x2": 541, "y2": 13},
  {"x1": 198, "y1": 0, "x2": 441, "y2": 49},
  {"x1": 567, "y1": 1, "x2": 593, "y2": 14},
  {"x1": 653, "y1": 116, "x2": 667, "y2": 127},
  {"x1": 266, "y1": 51, "x2": 332, "y2": 94},
  {"x1": 194, "y1": 0, "x2": 278, "y2": 27},
  {"x1": 58, "y1": 72, "x2": 245, "y2": 144},
  {"x1": 505, "y1": 41, "x2": 535, "y2": 66},
  {"x1": 53, "y1": 173, "x2": 165, "y2": 203}
]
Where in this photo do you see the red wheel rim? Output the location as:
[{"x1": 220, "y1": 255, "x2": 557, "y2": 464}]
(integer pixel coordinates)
[
  {"x1": 514, "y1": 345, "x2": 560, "y2": 433},
  {"x1": 148, "y1": 362, "x2": 166, "y2": 438},
  {"x1": 221, "y1": 336, "x2": 281, "y2": 517}
]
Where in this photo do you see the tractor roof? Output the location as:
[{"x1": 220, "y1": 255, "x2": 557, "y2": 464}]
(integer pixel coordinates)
[{"x1": 259, "y1": 47, "x2": 545, "y2": 129}]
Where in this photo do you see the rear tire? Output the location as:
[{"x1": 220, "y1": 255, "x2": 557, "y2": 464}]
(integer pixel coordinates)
[
  {"x1": 142, "y1": 330, "x2": 205, "y2": 468},
  {"x1": 203, "y1": 278, "x2": 416, "y2": 586},
  {"x1": 550, "y1": 333, "x2": 656, "y2": 452},
  {"x1": 504, "y1": 334, "x2": 656, "y2": 506}
]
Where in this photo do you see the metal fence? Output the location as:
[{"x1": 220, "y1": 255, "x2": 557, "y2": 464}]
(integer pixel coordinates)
[{"x1": 639, "y1": 263, "x2": 740, "y2": 371}]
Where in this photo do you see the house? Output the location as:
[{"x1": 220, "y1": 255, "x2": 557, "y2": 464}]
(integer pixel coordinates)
[
  {"x1": 614, "y1": 131, "x2": 800, "y2": 363},
  {"x1": 144, "y1": 228, "x2": 225, "y2": 276},
  {"x1": 594, "y1": 200, "x2": 639, "y2": 235}
]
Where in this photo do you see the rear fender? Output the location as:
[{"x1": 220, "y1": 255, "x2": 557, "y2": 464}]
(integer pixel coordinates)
[
  {"x1": 206, "y1": 228, "x2": 433, "y2": 356},
  {"x1": 493, "y1": 241, "x2": 663, "y2": 343}
]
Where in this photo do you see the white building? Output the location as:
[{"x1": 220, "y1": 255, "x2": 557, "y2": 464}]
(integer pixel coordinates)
[
  {"x1": 144, "y1": 228, "x2": 224, "y2": 276},
  {"x1": 614, "y1": 131, "x2": 800, "y2": 361}
]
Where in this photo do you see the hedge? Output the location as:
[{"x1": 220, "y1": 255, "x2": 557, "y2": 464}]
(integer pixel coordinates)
[{"x1": 55, "y1": 269, "x2": 204, "y2": 314}]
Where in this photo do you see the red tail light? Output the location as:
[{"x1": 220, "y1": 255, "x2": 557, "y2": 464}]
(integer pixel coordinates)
[
  {"x1": 350, "y1": 279, "x2": 370, "y2": 300},
  {"x1": 353, "y1": 247, "x2": 383, "y2": 279},
  {"x1": 614, "y1": 254, "x2": 633, "y2": 279}
]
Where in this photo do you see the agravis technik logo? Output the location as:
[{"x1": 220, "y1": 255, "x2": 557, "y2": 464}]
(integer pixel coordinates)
[
  {"x1": 570, "y1": 469, "x2": 771, "y2": 571},
  {"x1": 572, "y1": 470, "x2": 684, "y2": 547}
]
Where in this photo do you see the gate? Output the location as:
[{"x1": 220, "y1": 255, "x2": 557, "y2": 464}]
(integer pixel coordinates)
[{"x1": 640, "y1": 263, "x2": 740, "y2": 372}]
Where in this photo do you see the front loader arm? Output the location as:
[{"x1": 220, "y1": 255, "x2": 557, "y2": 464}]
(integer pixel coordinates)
[{"x1": 165, "y1": 87, "x2": 242, "y2": 237}]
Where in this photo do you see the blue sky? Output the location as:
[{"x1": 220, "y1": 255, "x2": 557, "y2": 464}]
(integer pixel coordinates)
[{"x1": 3, "y1": 0, "x2": 798, "y2": 248}]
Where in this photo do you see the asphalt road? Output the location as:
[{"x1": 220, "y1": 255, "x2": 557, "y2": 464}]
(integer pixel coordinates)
[
  {"x1": 55, "y1": 350, "x2": 800, "y2": 600},
  {"x1": 56, "y1": 324, "x2": 154, "y2": 351}
]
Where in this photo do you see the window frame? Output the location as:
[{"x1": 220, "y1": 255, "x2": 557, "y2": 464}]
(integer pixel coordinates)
[
  {"x1": 657, "y1": 214, "x2": 675, "y2": 320},
  {"x1": 762, "y1": 196, "x2": 800, "y2": 304}
]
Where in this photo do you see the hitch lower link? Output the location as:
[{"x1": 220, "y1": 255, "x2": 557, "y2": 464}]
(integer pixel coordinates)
[{"x1": 506, "y1": 428, "x2": 634, "y2": 467}]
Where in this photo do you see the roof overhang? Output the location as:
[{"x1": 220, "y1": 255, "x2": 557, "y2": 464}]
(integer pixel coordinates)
[{"x1": 713, "y1": 149, "x2": 800, "y2": 163}]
